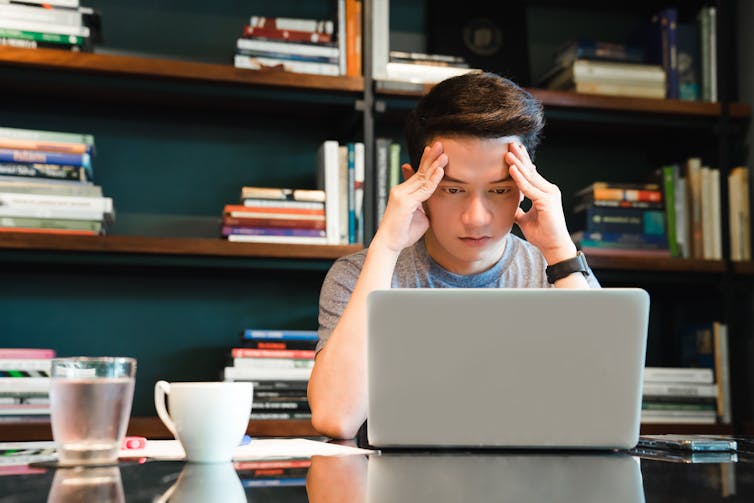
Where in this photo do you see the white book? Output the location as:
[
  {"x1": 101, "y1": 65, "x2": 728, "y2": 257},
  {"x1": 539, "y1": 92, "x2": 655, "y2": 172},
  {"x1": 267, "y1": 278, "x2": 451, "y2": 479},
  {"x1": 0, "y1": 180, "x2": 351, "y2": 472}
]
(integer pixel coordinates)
[
  {"x1": 729, "y1": 168, "x2": 743, "y2": 261},
  {"x1": 0, "y1": 192, "x2": 111, "y2": 213},
  {"x1": 223, "y1": 366, "x2": 312, "y2": 381},
  {"x1": 0, "y1": 359, "x2": 51, "y2": 372},
  {"x1": 234, "y1": 54, "x2": 339, "y2": 76},
  {"x1": 338, "y1": 145, "x2": 348, "y2": 244},
  {"x1": 0, "y1": 18, "x2": 89, "y2": 37},
  {"x1": 371, "y1": 0, "x2": 389, "y2": 79},
  {"x1": 232, "y1": 358, "x2": 314, "y2": 369},
  {"x1": 643, "y1": 367, "x2": 714, "y2": 384},
  {"x1": 571, "y1": 81, "x2": 665, "y2": 99},
  {"x1": 241, "y1": 199, "x2": 325, "y2": 211},
  {"x1": 642, "y1": 382, "x2": 718, "y2": 398},
  {"x1": 711, "y1": 168, "x2": 722, "y2": 260},
  {"x1": 0, "y1": 377, "x2": 50, "y2": 393},
  {"x1": 249, "y1": 16, "x2": 334, "y2": 34},
  {"x1": 700, "y1": 167, "x2": 714, "y2": 259},
  {"x1": 226, "y1": 211, "x2": 323, "y2": 221},
  {"x1": 337, "y1": 0, "x2": 347, "y2": 76},
  {"x1": 0, "y1": 3, "x2": 83, "y2": 27},
  {"x1": 641, "y1": 411, "x2": 717, "y2": 424},
  {"x1": 384, "y1": 61, "x2": 475, "y2": 84},
  {"x1": 571, "y1": 59, "x2": 665, "y2": 83},
  {"x1": 236, "y1": 38, "x2": 338, "y2": 58},
  {"x1": 0, "y1": 0, "x2": 79, "y2": 7},
  {"x1": 0, "y1": 179, "x2": 101, "y2": 197},
  {"x1": 227, "y1": 234, "x2": 328, "y2": 245},
  {"x1": 317, "y1": 140, "x2": 341, "y2": 245}
]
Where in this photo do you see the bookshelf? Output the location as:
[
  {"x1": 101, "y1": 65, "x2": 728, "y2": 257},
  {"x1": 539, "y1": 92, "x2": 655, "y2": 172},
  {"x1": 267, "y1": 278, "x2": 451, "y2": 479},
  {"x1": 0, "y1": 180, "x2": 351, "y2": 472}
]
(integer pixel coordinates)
[{"x1": 0, "y1": 0, "x2": 751, "y2": 440}]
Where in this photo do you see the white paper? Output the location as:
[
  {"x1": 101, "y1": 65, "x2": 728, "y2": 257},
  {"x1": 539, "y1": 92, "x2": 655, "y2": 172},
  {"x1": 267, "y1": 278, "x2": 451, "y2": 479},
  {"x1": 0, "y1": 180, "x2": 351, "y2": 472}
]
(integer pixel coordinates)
[{"x1": 119, "y1": 438, "x2": 373, "y2": 461}]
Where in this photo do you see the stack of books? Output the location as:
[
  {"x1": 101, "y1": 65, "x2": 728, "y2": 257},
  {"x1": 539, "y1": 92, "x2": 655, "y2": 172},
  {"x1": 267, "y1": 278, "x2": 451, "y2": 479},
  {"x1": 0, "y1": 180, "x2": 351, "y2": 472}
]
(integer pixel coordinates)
[
  {"x1": 233, "y1": 16, "x2": 341, "y2": 76},
  {"x1": 317, "y1": 140, "x2": 365, "y2": 245},
  {"x1": 538, "y1": 39, "x2": 665, "y2": 99},
  {"x1": 384, "y1": 50, "x2": 475, "y2": 84},
  {"x1": 0, "y1": 348, "x2": 55, "y2": 422},
  {"x1": 223, "y1": 329, "x2": 316, "y2": 421},
  {"x1": 642, "y1": 367, "x2": 718, "y2": 424},
  {"x1": 222, "y1": 187, "x2": 327, "y2": 245},
  {"x1": 0, "y1": 0, "x2": 99, "y2": 52},
  {"x1": 660, "y1": 158, "x2": 723, "y2": 259},
  {"x1": 570, "y1": 181, "x2": 670, "y2": 257},
  {"x1": 0, "y1": 126, "x2": 113, "y2": 236}
]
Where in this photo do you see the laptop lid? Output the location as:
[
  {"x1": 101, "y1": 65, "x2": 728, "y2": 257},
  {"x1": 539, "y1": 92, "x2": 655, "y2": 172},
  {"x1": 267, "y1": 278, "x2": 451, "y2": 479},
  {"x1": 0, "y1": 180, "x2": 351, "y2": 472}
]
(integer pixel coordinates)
[{"x1": 366, "y1": 288, "x2": 649, "y2": 449}]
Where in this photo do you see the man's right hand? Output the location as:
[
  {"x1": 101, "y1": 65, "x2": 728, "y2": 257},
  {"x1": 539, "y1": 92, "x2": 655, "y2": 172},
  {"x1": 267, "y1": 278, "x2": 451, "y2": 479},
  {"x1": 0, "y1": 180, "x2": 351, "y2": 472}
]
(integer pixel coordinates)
[{"x1": 372, "y1": 141, "x2": 447, "y2": 253}]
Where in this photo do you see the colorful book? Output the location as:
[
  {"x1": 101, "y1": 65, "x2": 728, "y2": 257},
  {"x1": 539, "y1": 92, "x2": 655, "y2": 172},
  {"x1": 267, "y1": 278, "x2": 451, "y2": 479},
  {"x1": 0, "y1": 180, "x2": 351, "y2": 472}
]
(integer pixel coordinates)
[{"x1": 242, "y1": 330, "x2": 318, "y2": 341}]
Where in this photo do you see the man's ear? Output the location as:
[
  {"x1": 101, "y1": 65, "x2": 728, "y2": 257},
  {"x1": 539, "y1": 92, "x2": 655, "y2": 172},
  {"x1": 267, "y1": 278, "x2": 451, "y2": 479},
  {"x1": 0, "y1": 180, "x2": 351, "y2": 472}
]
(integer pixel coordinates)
[{"x1": 401, "y1": 163, "x2": 416, "y2": 182}]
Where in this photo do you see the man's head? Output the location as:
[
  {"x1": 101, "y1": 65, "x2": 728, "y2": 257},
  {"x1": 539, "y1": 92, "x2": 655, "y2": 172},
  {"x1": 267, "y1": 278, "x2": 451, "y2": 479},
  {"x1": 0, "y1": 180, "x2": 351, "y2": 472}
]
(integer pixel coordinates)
[{"x1": 405, "y1": 72, "x2": 544, "y2": 170}]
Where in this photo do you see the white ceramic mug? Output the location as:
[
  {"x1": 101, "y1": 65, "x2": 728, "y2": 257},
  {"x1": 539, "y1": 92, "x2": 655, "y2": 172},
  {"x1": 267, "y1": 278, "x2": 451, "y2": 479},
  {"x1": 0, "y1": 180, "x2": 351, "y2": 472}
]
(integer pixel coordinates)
[{"x1": 154, "y1": 381, "x2": 253, "y2": 463}]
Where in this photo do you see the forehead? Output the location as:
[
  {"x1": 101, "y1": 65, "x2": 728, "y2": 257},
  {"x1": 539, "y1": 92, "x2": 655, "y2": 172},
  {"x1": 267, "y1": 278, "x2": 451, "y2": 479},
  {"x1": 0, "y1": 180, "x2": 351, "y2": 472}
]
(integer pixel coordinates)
[{"x1": 434, "y1": 135, "x2": 520, "y2": 181}]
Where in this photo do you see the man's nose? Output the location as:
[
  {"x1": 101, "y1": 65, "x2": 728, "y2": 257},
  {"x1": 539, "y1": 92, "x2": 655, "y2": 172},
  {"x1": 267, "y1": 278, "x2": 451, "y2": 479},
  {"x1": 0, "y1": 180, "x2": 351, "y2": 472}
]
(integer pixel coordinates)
[{"x1": 461, "y1": 194, "x2": 492, "y2": 226}]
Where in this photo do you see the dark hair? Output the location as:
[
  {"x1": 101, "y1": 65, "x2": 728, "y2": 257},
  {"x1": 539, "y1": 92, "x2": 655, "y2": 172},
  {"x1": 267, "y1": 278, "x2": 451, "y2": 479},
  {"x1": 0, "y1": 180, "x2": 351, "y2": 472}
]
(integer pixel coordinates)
[{"x1": 405, "y1": 72, "x2": 544, "y2": 169}]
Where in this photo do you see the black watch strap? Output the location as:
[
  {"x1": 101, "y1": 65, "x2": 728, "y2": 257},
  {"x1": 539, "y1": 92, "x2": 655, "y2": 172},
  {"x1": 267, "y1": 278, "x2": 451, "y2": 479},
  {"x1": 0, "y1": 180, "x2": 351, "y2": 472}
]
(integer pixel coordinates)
[{"x1": 545, "y1": 251, "x2": 589, "y2": 284}]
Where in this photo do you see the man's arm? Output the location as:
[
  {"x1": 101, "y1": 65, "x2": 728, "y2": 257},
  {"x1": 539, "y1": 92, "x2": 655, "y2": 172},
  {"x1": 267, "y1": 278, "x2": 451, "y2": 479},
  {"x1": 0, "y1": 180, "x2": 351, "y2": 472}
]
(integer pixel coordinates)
[
  {"x1": 505, "y1": 143, "x2": 591, "y2": 289},
  {"x1": 308, "y1": 142, "x2": 447, "y2": 439}
]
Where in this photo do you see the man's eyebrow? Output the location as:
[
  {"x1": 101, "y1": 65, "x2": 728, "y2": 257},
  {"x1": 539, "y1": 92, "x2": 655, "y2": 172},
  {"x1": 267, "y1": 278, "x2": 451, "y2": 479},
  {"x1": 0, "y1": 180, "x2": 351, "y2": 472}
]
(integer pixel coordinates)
[{"x1": 440, "y1": 174, "x2": 513, "y2": 184}]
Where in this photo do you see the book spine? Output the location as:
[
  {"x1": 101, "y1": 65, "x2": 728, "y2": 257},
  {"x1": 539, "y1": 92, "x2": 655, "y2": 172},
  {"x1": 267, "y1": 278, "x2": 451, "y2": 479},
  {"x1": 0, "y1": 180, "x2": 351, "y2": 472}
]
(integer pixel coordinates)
[
  {"x1": 236, "y1": 38, "x2": 338, "y2": 58},
  {"x1": 0, "y1": 127, "x2": 93, "y2": 146},
  {"x1": 223, "y1": 366, "x2": 312, "y2": 381},
  {"x1": 221, "y1": 226, "x2": 325, "y2": 238},
  {"x1": 242, "y1": 329, "x2": 318, "y2": 341},
  {"x1": 231, "y1": 348, "x2": 315, "y2": 359},
  {"x1": 317, "y1": 140, "x2": 341, "y2": 245},
  {"x1": 0, "y1": 216, "x2": 102, "y2": 232},
  {"x1": 250, "y1": 16, "x2": 334, "y2": 34},
  {"x1": 0, "y1": 359, "x2": 51, "y2": 371},
  {"x1": 0, "y1": 4, "x2": 83, "y2": 27},
  {"x1": 234, "y1": 55, "x2": 340, "y2": 76},
  {"x1": 240, "y1": 200, "x2": 325, "y2": 211},
  {"x1": 354, "y1": 142, "x2": 365, "y2": 244},
  {"x1": 0, "y1": 18, "x2": 89, "y2": 37},
  {"x1": 226, "y1": 234, "x2": 328, "y2": 245},
  {"x1": 0, "y1": 138, "x2": 90, "y2": 154},
  {"x1": 240, "y1": 187, "x2": 325, "y2": 202},
  {"x1": 582, "y1": 187, "x2": 663, "y2": 202},
  {"x1": 0, "y1": 149, "x2": 89, "y2": 168},
  {"x1": 225, "y1": 205, "x2": 325, "y2": 216},
  {"x1": 0, "y1": 162, "x2": 89, "y2": 182},
  {"x1": 0, "y1": 192, "x2": 110, "y2": 213},
  {"x1": 0, "y1": 348, "x2": 55, "y2": 359},
  {"x1": 661, "y1": 165, "x2": 679, "y2": 256},
  {"x1": 347, "y1": 142, "x2": 356, "y2": 243},
  {"x1": 0, "y1": 180, "x2": 100, "y2": 197},
  {"x1": 375, "y1": 138, "x2": 390, "y2": 223},
  {"x1": 234, "y1": 358, "x2": 314, "y2": 369},
  {"x1": 576, "y1": 206, "x2": 666, "y2": 236},
  {"x1": 223, "y1": 216, "x2": 325, "y2": 230},
  {"x1": 642, "y1": 382, "x2": 718, "y2": 397},
  {"x1": 235, "y1": 48, "x2": 338, "y2": 64},
  {"x1": 243, "y1": 25, "x2": 333, "y2": 44},
  {"x1": 643, "y1": 366, "x2": 713, "y2": 383},
  {"x1": 240, "y1": 340, "x2": 317, "y2": 350}
]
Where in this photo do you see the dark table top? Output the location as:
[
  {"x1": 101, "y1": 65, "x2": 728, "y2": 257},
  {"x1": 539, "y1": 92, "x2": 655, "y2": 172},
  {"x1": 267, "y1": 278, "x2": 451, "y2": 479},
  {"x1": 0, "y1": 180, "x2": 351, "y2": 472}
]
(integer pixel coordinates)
[{"x1": 2, "y1": 449, "x2": 753, "y2": 502}]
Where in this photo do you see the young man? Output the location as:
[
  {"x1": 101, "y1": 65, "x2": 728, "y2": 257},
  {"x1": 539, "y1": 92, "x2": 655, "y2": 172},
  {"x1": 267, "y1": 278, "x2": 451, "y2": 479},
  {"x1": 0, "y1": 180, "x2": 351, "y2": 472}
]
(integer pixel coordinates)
[{"x1": 308, "y1": 72, "x2": 600, "y2": 439}]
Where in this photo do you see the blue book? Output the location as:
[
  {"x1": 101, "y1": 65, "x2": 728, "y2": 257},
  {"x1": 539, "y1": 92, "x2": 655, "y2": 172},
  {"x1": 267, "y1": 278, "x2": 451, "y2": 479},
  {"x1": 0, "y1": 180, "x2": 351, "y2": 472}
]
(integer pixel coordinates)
[
  {"x1": 0, "y1": 148, "x2": 91, "y2": 168},
  {"x1": 347, "y1": 143, "x2": 356, "y2": 244},
  {"x1": 242, "y1": 329, "x2": 318, "y2": 341},
  {"x1": 649, "y1": 8, "x2": 678, "y2": 99}
]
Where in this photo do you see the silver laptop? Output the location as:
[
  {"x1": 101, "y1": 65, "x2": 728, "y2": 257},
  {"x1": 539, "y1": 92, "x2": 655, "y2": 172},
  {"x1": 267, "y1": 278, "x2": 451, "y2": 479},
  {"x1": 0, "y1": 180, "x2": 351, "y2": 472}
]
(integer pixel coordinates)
[{"x1": 366, "y1": 288, "x2": 649, "y2": 449}]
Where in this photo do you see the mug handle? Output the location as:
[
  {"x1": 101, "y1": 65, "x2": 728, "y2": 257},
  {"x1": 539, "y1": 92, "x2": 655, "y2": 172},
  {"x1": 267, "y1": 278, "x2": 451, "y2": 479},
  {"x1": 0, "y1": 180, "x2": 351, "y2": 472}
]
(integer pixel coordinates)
[{"x1": 154, "y1": 380, "x2": 178, "y2": 438}]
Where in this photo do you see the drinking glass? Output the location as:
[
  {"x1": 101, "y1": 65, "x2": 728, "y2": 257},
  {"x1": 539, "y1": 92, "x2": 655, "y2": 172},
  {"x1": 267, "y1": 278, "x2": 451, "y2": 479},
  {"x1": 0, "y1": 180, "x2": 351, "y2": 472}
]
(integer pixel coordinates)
[{"x1": 50, "y1": 357, "x2": 136, "y2": 466}]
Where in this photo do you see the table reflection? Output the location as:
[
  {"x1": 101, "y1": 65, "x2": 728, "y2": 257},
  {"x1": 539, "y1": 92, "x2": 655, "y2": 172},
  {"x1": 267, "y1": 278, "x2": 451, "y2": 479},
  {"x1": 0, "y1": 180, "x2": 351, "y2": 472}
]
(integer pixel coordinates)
[
  {"x1": 47, "y1": 465, "x2": 124, "y2": 503},
  {"x1": 307, "y1": 452, "x2": 645, "y2": 503},
  {"x1": 156, "y1": 462, "x2": 246, "y2": 503}
]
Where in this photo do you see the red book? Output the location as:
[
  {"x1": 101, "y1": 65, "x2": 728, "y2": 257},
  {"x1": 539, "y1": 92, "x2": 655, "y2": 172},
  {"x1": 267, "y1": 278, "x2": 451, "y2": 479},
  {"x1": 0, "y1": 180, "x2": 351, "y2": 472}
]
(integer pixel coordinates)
[
  {"x1": 224, "y1": 204, "x2": 325, "y2": 217},
  {"x1": 242, "y1": 25, "x2": 333, "y2": 44},
  {"x1": 223, "y1": 216, "x2": 325, "y2": 230},
  {"x1": 0, "y1": 348, "x2": 56, "y2": 359},
  {"x1": 231, "y1": 348, "x2": 315, "y2": 359}
]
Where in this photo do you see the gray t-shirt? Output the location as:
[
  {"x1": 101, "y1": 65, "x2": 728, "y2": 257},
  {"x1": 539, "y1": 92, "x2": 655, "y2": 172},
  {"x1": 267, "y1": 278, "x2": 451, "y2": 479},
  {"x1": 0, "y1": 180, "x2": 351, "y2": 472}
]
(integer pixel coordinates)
[{"x1": 316, "y1": 234, "x2": 600, "y2": 351}]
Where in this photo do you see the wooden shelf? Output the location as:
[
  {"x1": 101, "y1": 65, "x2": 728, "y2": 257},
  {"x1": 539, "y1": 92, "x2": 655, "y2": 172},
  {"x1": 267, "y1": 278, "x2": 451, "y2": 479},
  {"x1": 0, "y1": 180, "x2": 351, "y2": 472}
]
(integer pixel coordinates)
[
  {"x1": 0, "y1": 46, "x2": 364, "y2": 94},
  {"x1": 375, "y1": 80, "x2": 751, "y2": 119},
  {"x1": 0, "y1": 233, "x2": 361, "y2": 262},
  {"x1": 584, "y1": 251, "x2": 727, "y2": 273},
  {"x1": 0, "y1": 417, "x2": 320, "y2": 441},
  {"x1": 732, "y1": 261, "x2": 754, "y2": 275}
]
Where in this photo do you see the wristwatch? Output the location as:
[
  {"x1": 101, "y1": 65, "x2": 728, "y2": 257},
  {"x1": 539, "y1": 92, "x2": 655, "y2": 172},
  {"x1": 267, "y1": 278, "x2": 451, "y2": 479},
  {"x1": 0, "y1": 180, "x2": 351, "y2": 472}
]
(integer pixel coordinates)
[{"x1": 545, "y1": 251, "x2": 590, "y2": 284}]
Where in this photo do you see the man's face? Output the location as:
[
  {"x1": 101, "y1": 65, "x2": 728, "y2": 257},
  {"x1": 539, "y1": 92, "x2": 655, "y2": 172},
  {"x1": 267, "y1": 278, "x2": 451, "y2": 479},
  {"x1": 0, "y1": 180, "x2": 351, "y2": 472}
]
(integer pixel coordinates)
[{"x1": 423, "y1": 136, "x2": 522, "y2": 275}]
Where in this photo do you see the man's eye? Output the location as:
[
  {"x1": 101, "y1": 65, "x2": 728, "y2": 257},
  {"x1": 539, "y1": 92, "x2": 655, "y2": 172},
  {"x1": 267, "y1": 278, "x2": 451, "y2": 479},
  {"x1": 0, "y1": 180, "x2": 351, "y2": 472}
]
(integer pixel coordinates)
[
  {"x1": 490, "y1": 187, "x2": 512, "y2": 194},
  {"x1": 443, "y1": 187, "x2": 463, "y2": 194}
]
